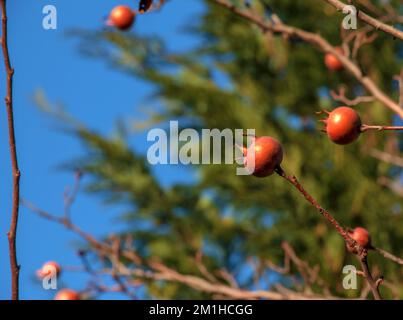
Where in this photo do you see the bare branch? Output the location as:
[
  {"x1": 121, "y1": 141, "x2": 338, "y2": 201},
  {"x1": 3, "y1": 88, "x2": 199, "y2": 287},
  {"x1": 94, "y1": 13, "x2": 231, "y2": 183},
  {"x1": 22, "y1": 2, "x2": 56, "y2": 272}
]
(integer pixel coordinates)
[
  {"x1": 273, "y1": 166, "x2": 384, "y2": 299},
  {"x1": 24, "y1": 199, "x2": 339, "y2": 300},
  {"x1": 395, "y1": 70, "x2": 403, "y2": 109},
  {"x1": 323, "y1": 0, "x2": 403, "y2": 40},
  {"x1": 211, "y1": 0, "x2": 403, "y2": 118},
  {"x1": 195, "y1": 250, "x2": 219, "y2": 283},
  {"x1": 1, "y1": 0, "x2": 21, "y2": 300},
  {"x1": 361, "y1": 124, "x2": 403, "y2": 132},
  {"x1": 330, "y1": 86, "x2": 374, "y2": 106},
  {"x1": 377, "y1": 176, "x2": 403, "y2": 197},
  {"x1": 358, "y1": 253, "x2": 382, "y2": 300},
  {"x1": 63, "y1": 171, "x2": 82, "y2": 221},
  {"x1": 274, "y1": 166, "x2": 358, "y2": 249},
  {"x1": 374, "y1": 247, "x2": 403, "y2": 266},
  {"x1": 369, "y1": 149, "x2": 403, "y2": 168}
]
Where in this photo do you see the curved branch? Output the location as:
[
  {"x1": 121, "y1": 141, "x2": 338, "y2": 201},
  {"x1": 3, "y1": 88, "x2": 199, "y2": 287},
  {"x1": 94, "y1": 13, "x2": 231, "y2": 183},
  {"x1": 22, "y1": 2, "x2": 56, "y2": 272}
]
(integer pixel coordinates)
[
  {"x1": 23, "y1": 199, "x2": 342, "y2": 300},
  {"x1": 323, "y1": 0, "x2": 403, "y2": 40},
  {"x1": 211, "y1": 0, "x2": 403, "y2": 118}
]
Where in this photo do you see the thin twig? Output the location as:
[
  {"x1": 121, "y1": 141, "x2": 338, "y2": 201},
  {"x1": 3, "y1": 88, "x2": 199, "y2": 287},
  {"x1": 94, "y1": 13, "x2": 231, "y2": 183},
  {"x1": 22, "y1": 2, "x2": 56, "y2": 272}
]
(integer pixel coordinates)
[
  {"x1": 330, "y1": 87, "x2": 374, "y2": 106},
  {"x1": 64, "y1": 171, "x2": 82, "y2": 221},
  {"x1": 378, "y1": 176, "x2": 403, "y2": 197},
  {"x1": 369, "y1": 149, "x2": 403, "y2": 168},
  {"x1": 374, "y1": 247, "x2": 403, "y2": 266},
  {"x1": 276, "y1": 167, "x2": 381, "y2": 300},
  {"x1": 1, "y1": 0, "x2": 21, "y2": 300},
  {"x1": 361, "y1": 124, "x2": 403, "y2": 132},
  {"x1": 323, "y1": 0, "x2": 403, "y2": 40},
  {"x1": 195, "y1": 250, "x2": 219, "y2": 283},
  {"x1": 274, "y1": 166, "x2": 357, "y2": 249},
  {"x1": 211, "y1": 0, "x2": 403, "y2": 118},
  {"x1": 215, "y1": 268, "x2": 239, "y2": 288},
  {"x1": 24, "y1": 199, "x2": 336, "y2": 300},
  {"x1": 274, "y1": 166, "x2": 384, "y2": 299},
  {"x1": 358, "y1": 253, "x2": 382, "y2": 300},
  {"x1": 395, "y1": 70, "x2": 403, "y2": 109}
]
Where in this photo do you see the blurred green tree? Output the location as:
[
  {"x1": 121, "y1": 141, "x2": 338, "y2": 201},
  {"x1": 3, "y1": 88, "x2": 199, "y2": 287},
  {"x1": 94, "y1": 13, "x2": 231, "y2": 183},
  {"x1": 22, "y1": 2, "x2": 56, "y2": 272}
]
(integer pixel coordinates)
[{"x1": 38, "y1": 0, "x2": 403, "y2": 299}]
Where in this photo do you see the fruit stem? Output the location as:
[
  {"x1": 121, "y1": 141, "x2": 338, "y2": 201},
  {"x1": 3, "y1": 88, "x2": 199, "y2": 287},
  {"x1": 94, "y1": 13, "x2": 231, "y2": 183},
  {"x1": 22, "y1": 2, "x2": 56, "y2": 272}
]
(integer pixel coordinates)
[
  {"x1": 361, "y1": 124, "x2": 403, "y2": 132},
  {"x1": 374, "y1": 247, "x2": 403, "y2": 265},
  {"x1": 275, "y1": 165, "x2": 383, "y2": 300},
  {"x1": 274, "y1": 166, "x2": 356, "y2": 248}
]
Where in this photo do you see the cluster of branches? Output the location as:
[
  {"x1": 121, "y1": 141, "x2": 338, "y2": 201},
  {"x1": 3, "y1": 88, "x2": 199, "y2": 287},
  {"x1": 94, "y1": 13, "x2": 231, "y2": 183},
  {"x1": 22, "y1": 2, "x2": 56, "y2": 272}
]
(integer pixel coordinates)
[
  {"x1": 23, "y1": 171, "x2": 402, "y2": 299},
  {"x1": 206, "y1": 0, "x2": 403, "y2": 300}
]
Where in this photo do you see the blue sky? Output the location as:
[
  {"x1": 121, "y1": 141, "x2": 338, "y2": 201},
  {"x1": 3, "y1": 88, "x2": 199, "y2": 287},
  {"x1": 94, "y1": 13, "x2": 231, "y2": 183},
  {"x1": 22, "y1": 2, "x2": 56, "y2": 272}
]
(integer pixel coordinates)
[{"x1": 0, "y1": 0, "x2": 204, "y2": 300}]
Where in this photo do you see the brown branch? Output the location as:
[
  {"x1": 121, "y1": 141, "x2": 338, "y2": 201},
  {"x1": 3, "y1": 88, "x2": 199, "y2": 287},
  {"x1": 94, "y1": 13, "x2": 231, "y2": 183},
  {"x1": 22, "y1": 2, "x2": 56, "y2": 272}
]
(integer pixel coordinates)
[
  {"x1": 351, "y1": 32, "x2": 378, "y2": 60},
  {"x1": 1, "y1": 0, "x2": 21, "y2": 300},
  {"x1": 358, "y1": 253, "x2": 382, "y2": 300},
  {"x1": 361, "y1": 124, "x2": 403, "y2": 132},
  {"x1": 211, "y1": 0, "x2": 403, "y2": 118},
  {"x1": 359, "y1": 282, "x2": 371, "y2": 299},
  {"x1": 215, "y1": 268, "x2": 239, "y2": 288},
  {"x1": 374, "y1": 247, "x2": 403, "y2": 266},
  {"x1": 396, "y1": 70, "x2": 403, "y2": 109},
  {"x1": 274, "y1": 166, "x2": 384, "y2": 299},
  {"x1": 110, "y1": 237, "x2": 138, "y2": 300},
  {"x1": 63, "y1": 171, "x2": 82, "y2": 221},
  {"x1": 323, "y1": 0, "x2": 403, "y2": 40},
  {"x1": 330, "y1": 86, "x2": 374, "y2": 106},
  {"x1": 146, "y1": 261, "x2": 324, "y2": 300},
  {"x1": 281, "y1": 242, "x2": 331, "y2": 294},
  {"x1": 195, "y1": 250, "x2": 219, "y2": 283},
  {"x1": 369, "y1": 149, "x2": 403, "y2": 168},
  {"x1": 377, "y1": 176, "x2": 403, "y2": 197},
  {"x1": 24, "y1": 199, "x2": 338, "y2": 300},
  {"x1": 267, "y1": 241, "x2": 332, "y2": 295},
  {"x1": 274, "y1": 166, "x2": 357, "y2": 249}
]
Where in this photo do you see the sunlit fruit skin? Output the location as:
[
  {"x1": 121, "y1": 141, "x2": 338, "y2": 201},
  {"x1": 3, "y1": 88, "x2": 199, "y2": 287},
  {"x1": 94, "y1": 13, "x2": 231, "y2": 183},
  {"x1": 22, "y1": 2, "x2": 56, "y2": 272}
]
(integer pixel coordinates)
[
  {"x1": 139, "y1": 0, "x2": 153, "y2": 13},
  {"x1": 349, "y1": 227, "x2": 371, "y2": 248},
  {"x1": 108, "y1": 6, "x2": 135, "y2": 31},
  {"x1": 324, "y1": 47, "x2": 344, "y2": 71},
  {"x1": 38, "y1": 261, "x2": 61, "y2": 278},
  {"x1": 245, "y1": 136, "x2": 283, "y2": 177},
  {"x1": 326, "y1": 107, "x2": 362, "y2": 145},
  {"x1": 54, "y1": 289, "x2": 80, "y2": 300}
]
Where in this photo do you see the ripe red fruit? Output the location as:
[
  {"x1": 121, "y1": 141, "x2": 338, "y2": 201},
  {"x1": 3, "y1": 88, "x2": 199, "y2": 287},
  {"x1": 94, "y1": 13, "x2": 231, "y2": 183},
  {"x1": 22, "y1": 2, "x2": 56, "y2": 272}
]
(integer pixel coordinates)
[
  {"x1": 324, "y1": 47, "x2": 344, "y2": 71},
  {"x1": 54, "y1": 289, "x2": 80, "y2": 300},
  {"x1": 107, "y1": 6, "x2": 135, "y2": 31},
  {"x1": 349, "y1": 227, "x2": 371, "y2": 248},
  {"x1": 321, "y1": 106, "x2": 362, "y2": 145},
  {"x1": 244, "y1": 136, "x2": 283, "y2": 177},
  {"x1": 37, "y1": 261, "x2": 61, "y2": 278}
]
